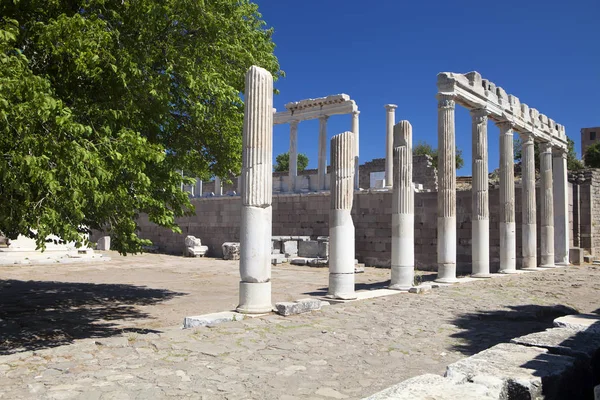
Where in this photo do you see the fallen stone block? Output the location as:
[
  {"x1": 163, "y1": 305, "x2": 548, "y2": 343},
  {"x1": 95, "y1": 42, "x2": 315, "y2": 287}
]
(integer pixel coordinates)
[
  {"x1": 96, "y1": 236, "x2": 111, "y2": 251},
  {"x1": 275, "y1": 298, "x2": 323, "y2": 316},
  {"x1": 184, "y1": 235, "x2": 208, "y2": 257},
  {"x1": 554, "y1": 314, "x2": 600, "y2": 333},
  {"x1": 183, "y1": 312, "x2": 245, "y2": 328},
  {"x1": 222, "y1": 242, "x2": 240, "y2": 260},
  {"x1": 282, "y1": 240, "x2": 298, "y2": 257},
  {"x1": 271, "y1": 253, "x2": 288, "y2": 265},
  {"x1": 569, "y1": 248, "x2": 584, "y2": 265},
  {"x1": 363, "y1": 373, "x2": 496, "y2": 400},
  {"x1": 584, "y1": 255, "x2": 593, "y2": 263},
  {"x1": 290, "y1": 257, "x2": 308, "y2": 266},
  {"x1": 355, "y1": 263, "x2": 365, "y2": 273},
  {"x1": 318, "y1": 241, "x2": 329, "y2": 258},
  {"x1": 307, "y1": 258, "x2": 328, "y2": 267},
  {"x1": 408, "y1": 285, "x2": 432, "y2": 294},
  {"x1": 298, "y1": 240, "x2": 320, "y2": 258},
  {"x1": 445, "y1": 342, "x2": 588, "y2": 400}
]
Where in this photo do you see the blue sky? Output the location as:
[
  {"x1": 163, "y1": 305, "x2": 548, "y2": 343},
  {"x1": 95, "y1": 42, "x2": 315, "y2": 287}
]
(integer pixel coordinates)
[{"x1": 256, "y1": 0, "x2": 599, "y2": 175}]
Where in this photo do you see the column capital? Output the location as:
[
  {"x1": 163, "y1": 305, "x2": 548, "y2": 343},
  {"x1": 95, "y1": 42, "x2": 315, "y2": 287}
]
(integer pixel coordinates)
[
  {"x1": 352, "y1": 110, "x2": 360, "y2": 116},
  {"x1": 436, "y1": 93, "x2": 456, "y2": 109},
  {"x1": 319, "y1": 115, "x2": 329, "y2": 122},
  {"x1": 552, "y1": 146, "x2": 568, "y2": 158},
  {"x1": 289, "y1": 119, "x2": 299, "y2": 127},
  {"x1": 495, "y1": 120, "x2": 515, "y2": 133},
  {"x1": 539, "y1": 141, "x2": 553, "y2": 152},
  {"x1": 519, "y1": 131, "x2": 535, "y2": 142},
  {"x1": 384, "y1": 104, "x2": 398, "y2": 111},
  {"x1": 470, "y1": 108, "x2": 489, "y2": 123}
]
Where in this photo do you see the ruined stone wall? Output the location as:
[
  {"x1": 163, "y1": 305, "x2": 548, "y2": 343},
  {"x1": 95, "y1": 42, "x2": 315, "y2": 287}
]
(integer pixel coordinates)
[
  {"x1": 133, "y1": 181, "x2": 574, "y2": 272},
  {"x1": 568, "y1": 169, "x2": 600, "y2": 256}
]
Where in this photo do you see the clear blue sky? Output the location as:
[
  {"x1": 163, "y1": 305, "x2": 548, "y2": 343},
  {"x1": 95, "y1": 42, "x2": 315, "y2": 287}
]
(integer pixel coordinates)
[{"x1": 256, "y1": 0, "x2": 599, "y2": 175}]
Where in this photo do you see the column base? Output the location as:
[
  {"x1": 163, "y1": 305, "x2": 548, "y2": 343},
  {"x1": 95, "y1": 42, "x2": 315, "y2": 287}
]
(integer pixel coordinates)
[
  {"x1": 328, "y1": 273, "x2": 356, "y2": 300},
  {"x1": 539, "y1": 264, "x2": 557, "y2": 269},
  {"x1": 237, "y1": 281, "x2": 272, "y2": 314},
  {"x1": 521, "y1": 267, "x2": 544, "y2": 271},
  {"x1": 471, "y1": 273, "x2": 492, "y2": 278},
  {"x1": 499, "y1": 269, "x2": 519, "y2": 274},
  {"x1": 435, "y1": 264, "x2": 458, "y2": 283}
]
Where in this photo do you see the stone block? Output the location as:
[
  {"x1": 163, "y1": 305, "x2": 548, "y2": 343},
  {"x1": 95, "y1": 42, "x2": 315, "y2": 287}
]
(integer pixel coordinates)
[
  {"x1": 222, "y1": 242, "x2": 240, "y2": 260},
  {"x1": 364, "y1": 373, "x2": 496, "y2": 400},
  {"x1": 282, "y1": 240, "x2": 298, "y2": 257},
  {"x1": 445, "y1": 343, "x2": 586, "y2": 400},
  {"x1": 183, "y1": 311, "x2": 245, "y2": 328},
  {"x1": 408, "y1": 285, "x2": 431, "y2": 294},
  {"x1": 290, "y1": 257, "x2": 308, "y2": 265},
  {"x1": 318, "y1": 241, "x2": 329, "y2": 258},
  {"x1": 184, "y1": 235, "x2": 208, "y2": 257},
  {"x1": 569, "y1": 248, "x2": 583, "y2": 265},
  {"x1": 298, "y1": 240, "x2": 320, "y2": 258},
  {"x1": 96, "y1": 236, "x2": 111, "y2": 251},
  {"x1": 585, "y1": 255, "x2": 593, "y2": 263},
  {"x1": 554, "y1": 314, "x2": 600, "y2": 333},
  {"x1": 307, "y1": 258, "x2": 328, "y2": 267},
  {"x1": 275, "y1": 298, "x2": 323, "y2": 316},
  {"x1": 271, "y1": 253, "x2": 288, "y2": 265},
  {"x1": 355, "y1": 263, "x2": 365, "y2": 273}
]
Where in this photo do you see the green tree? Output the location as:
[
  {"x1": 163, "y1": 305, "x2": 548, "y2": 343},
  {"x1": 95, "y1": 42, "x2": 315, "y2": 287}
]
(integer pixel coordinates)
[
  {"x1": 413, "y1": 141, "x2": 464, "y2": 170},
  {"x1": 514, "y1": 136, "x2": 583, "y2": 171},
  {"x1": 0, "y1": 1, "x2": 282, "y2": 254},
  {"x1": 584, "y1": 142, "x2": 600, "y2": 168},
  {"x1": 274, "y1": 152, "x2": 309, "y2": 172}
]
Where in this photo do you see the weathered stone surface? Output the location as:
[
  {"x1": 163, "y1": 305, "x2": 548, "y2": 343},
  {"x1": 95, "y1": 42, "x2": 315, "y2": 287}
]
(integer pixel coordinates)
[
  {"x1": 298, "y1": 240, "x2": 320, "y2": 258},
  {"x1": 183, "y1": 312, "x2": 245, "y2": 328},
  {"x1": 282, "y1": 240, "x2": 298, "y2": 257},
  {"x1": 569, "y1": 248, "x2": 583, "y2": 265},
  {"x1": 318, "y1": 241, "x2": 329, "y2": 258},
  {"x1": 184, "y1": 236, "x2": 208, "y2": 257},
  {"x1": 554, "y1": 314, "x2": 600, "y2": 333},
  {"x1": 364, "y1": 373, "x2": 496, "y2": 400},
  {"x1": 445, "y1": 342, "x2": 585, "y2": 399},
  {"x1": 96, "y1": 236, "x2": 111, "y2": 251},
  {"x1": 308, "y1": 258, "x2": 328, "y2": 267},
  {"x1": 511, "y1": 327, "x2": 600, "y2": 362},
  {"x1": 290, "y1": 257, "x2": 308, "y2": 265},
  {"x1": 222, "y1": 242, "x2": 240, "y2": 260},
  {"x1": 408, "y1": 285, "x2": 432, "y2": 294},
  {"x1": 275, "y1": 298, "x2": 323, "y2": 316}
]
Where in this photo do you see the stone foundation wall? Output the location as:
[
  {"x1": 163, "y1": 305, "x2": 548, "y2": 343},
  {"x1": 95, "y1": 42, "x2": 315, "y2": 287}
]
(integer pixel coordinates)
[
  {"x1": 568, "y1": 169, "x2": 600, "y2": 256},
  {"x1": 133, "y1": 181, "x2": 575, "y2": 273}
]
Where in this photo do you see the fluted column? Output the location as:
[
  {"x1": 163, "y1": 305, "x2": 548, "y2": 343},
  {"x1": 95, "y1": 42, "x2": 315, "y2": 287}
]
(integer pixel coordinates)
[
  {"x1": 553, "y1": 146, "x2": 569, "y2": 265},
  {"x1": 289, "y1": 120, "x2": 299, "y2": 193},
  {"x1": 318, "y1": 116, "x2": 329, "y2": 191},
  {"x1": 237, "y1": 66, "x2": 273, "y2": 314},
  {"x1": 196, "y1": 179, "x2": 203, "y2": 198},
  {"x1": 471, "y1": 108, "x2": 490, "y2": 277},
  {"x1": 435, "y1": 94, "x2": 457, "y2": 283},
  {"x1": 520, "y1": 132, "x2": 537, "y2": 270},
  {"x1": 497, "y1": 121, "x2": 517, "y2": 273},
  {"x1": 389, "y1": 121, "x2": 414, "y2": 290},
  {"x1": 328, "y1": 131, "x2": 356, "y2": 299},
  {"x1": 352, "y1": 111, "x2": 360, "y2": 190},
  {"x1": 384, "y1": 104, "x2": 398, "y2": 188},
  {"x1": 540, "y1": 142, "x2": 555, "y2": 268}
]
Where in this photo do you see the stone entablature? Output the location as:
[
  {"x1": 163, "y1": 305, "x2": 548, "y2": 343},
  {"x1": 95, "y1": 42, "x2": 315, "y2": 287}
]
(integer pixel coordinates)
[
  {"x1": 273, "y1": 94, "x2": 357, "y2": 125},
  {"x1": 437, "y1": 72, "x2": 568, "y2": 150}
]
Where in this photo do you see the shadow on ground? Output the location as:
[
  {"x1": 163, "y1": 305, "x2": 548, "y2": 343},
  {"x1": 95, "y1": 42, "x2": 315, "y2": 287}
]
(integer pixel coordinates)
[
  {"x1": 0, "y1": 279, "x2": 186, "y2": 355},
  {"x1": 302, "y1": 280, "x2": 391, "y2": 296},
  {"x1": 450, "y1": 304, "x2": 578, "y2": 356}
]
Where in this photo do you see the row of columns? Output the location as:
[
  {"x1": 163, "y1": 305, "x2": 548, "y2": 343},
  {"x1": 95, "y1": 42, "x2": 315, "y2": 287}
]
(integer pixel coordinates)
[
  {"x1": 436, "y1": 94, "x2": 569, "y2": 282},
  {"x1": 288, "y1": 112, "x2": 360, "y2": 193}
]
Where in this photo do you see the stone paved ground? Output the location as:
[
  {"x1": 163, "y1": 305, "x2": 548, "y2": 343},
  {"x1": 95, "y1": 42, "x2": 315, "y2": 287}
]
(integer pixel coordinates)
[{"x1": 0, "y1": 254, "x2": 599, "y2": 399}]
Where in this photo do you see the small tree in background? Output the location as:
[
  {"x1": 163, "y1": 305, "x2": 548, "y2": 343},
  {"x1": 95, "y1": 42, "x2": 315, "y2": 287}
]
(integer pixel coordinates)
[
  {"x1": 413, "y1": 141, "x2": 464, "y2": 170},
  {"x1": 514, "y1": 136, "x2": 583, "y2": 171},
  {"x1": 584, "y1": 142, "x2": 600, "y2": 168},
  {"x1": 274, "y1": 152, "x2": 309, "y2": 172}
]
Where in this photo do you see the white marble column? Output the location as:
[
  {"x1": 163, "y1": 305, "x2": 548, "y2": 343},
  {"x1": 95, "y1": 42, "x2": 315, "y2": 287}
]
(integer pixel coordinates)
[
  {"x1": 352, "y1": 111, "x2": 360, "y2": 190},
  {"x1": 553, "y1": 146, "x2": 569, "y2": 265},
  {"x1": 214, "y1": 176, "x2": 223, "y2": 196},
  {"x1": 540, "y1": 142, "x2": 555, "y2": 268},
  {"x1": 328, "y1": 131, "x2": 356, "y2": 299},
  {"x1": 237, "y1": 65, "x2": 273, "y2": 314},
  {"x1": 471, "y1": 108, "x2": 490, "y2": 278},
  {"x1": 384, "y1": 104, "x2": 398, "y2": 188},
  {"x1": 289, "y1": 120, "x2": 299, "y2": 193},
  {"x1": 318, "y1": 116, "x2": 329, "y2": 191},
  {"x1": 196, "y1": 179, "x2": 203, "y2": 198},
  {"x1": 435, "y1": 94, "x2": 457, "y2": 283},
  {"x1": 390, "y1": 121, "x2": 414, "y2": 290},
  {"x1": 520, "y1": 132, "x2": 538, "y2": 270},
  {"x1": 497, "y1": 121, "x2": 517, "y2": 274}
]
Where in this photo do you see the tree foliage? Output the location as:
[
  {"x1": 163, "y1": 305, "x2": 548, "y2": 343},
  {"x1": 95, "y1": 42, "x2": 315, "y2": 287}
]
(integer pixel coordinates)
[
  {"x1": 412, "y1": 141, "x2": 464, "y2": 170},
  {"x1": 584, "y1": 142, "x2": 600, "y2": 168},
  {"x1": 514, "y1": 136, "x2": 583, "y2": 171},
  {"x1": 274, "y1": 152, "x2": 309, "y2": 172},
  {"x1": 0, "y1": 0, "x2": 281, "y2": 253}
]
